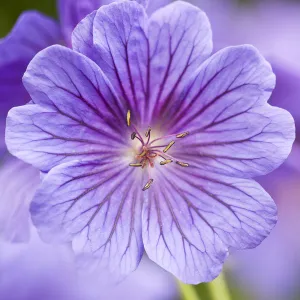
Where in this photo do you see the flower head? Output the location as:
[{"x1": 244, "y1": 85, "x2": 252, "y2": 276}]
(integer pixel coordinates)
[{"x1": 6, "y1": 0, "x2": 295, "y2": 283}]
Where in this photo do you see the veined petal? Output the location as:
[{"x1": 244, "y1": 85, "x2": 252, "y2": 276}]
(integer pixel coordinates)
[
  {"x1": 0, "y1": 11, "x2": 61, "y2": 156},
  {"x1": 169, "y1": 45, "x2": 295, "y2": 178},
  {"x1": 7, "y1": 45, "x2": 128, "y2": 171},
  {"x1": 91, "y1": 1, "x2": 148, "y2": 123},
  {"x1": 31, "y1": 159, "x2": 143, "y2": 277},
  {"x1": 0, "y1": 156, "x2": 40, "y2": 243},
  {"x1": 142, "y1": 166, "x2": 277, "y2": 284},
  {"x1": 146, "y1": 1, "x2": 212, "y2": 124}
]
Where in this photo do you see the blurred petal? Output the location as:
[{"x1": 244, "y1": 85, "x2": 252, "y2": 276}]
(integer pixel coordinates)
[
  {"x1": 0, "y1": 11, "x2": 61, "y2": 156},
  {"x1": 143, "y1": 167, "x2": 277, "y2": 284},
  {"x1": 7, "y1": 45, "x2": 127, "y2": 171},
  {"x1": 0, "y1": 233, "x2": 178, "y2": 300},
  {"x1": 170, "y1": 45, "x2": 295, "y2": 178},
  {"x1": 0, "y1": 156, "x2": 39, "y2": 242},
  {"x1": 59, "y1": 0, "x2": 102, "y2": 46},
  {"x1": 31, "y1": 159, "x2": 143, "y2": 277}
]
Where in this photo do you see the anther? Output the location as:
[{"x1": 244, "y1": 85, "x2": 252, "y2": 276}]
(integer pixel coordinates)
[
  {"x1": 160, "y1": 159, "x2": 173, "y2": 165},
  {"x1": 131, "y1": 132, "x2": 137, "y2": 140},
  {"x1": 143, "y1": 179, "x2": 154, "y2": 191},
  {"x1": 163, "y1": 141, "x2": 175, "y2": 153},
  {"x1": 176, "y1": 132, "x2": 189, "y2": 138},
  {"x1": 145, "y1": 127, "x2": 151, "y2": 137},
  {"x1": 176, "y1": 161, "x2": 189, "y2": 167},
  {"x1": 127, "y1": 110, "x2": 131, "y2": 126},
  {"x1": 129, "y1": 163, "x2": 143, "y2": 167}
]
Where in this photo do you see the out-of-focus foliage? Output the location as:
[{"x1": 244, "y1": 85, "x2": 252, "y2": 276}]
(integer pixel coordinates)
[{"x1": 0, "y1": 0, "x2": 56, "y2": 37}]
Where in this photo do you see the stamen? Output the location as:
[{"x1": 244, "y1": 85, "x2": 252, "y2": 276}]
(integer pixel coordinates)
[
  {"x1": 127, "y1": 110, "x2": 131, "y2": 126},
  {"x1": 176, "y1": 161, "x2": 189, "y2": 167},
  {"x1": 145, "y1": 127, "x2": 151, "y2": 138},
  {"x1": 142, "y1": 179, "x2": 154, "y2": 191},
  {"x1": 163, "y1": 141, "x2": 175, "y2": 153},
  {"x1": 137, "y1": 148, "x2": 147, "y2": 157},
  {"x1": 129, "y1": 163, "x2": 143, "y2": 167},
  {"x1": 160, "y1": 159, "x2": 173, "y2": 165},
  {"x1": 176, "y1": 132, "x2": 189, "y2": 138},
  {"x1": 131, "y1": 132, "x2": 137, "y2": 140}
]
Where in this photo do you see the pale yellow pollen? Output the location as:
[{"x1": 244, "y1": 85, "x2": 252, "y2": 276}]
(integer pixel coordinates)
[
  {"x1": 127, "y1": 110, "x2": 131, "y2": 126},
  {"x1": 143, "y1": 179, "x2": 154, "y2": 191},
  {"x1": 160, "y1": 159, "x2": 173, "y2": 165},
  {"x1": 176, "y1": 161, "x2": 189, "y2": 167},
  {"x1": 163, "y1": 141, "x2": 175, "y2": 153},
  {"x1": 176, "y1": 132, "x2": 190, "y2": 138},
  {"x1": 129, "y1": 163, "x2": 143, "y2": 167}
]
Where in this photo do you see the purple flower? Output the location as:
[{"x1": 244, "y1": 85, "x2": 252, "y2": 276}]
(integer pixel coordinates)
[{"x1": 5, "y1": 0, "x2": 295, "y2": 284}]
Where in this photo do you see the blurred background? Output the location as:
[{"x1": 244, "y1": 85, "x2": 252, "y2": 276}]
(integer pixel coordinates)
[{"x1": 1, "y1": 0, "x2": 300, "y2": 300}]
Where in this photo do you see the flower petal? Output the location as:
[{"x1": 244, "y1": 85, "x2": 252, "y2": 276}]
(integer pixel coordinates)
[
  {"x1": 0, "y1": 156, "x2": 40, "y2": 243},
  {"x1": 6, "y1": 45, "x2": 128, "y2": 171},
  {"x1": 31, "y1": 159, "x2": 144, "y2": 277},
  {"x1": 146, "y1": 1, "x2": 212, "y2": 124},
  {"x1": 91, "y1": 1, "x2": 148, "y2": 123},
  {"x1": 0, "y1": 11, "x2": 61, "y2": 156},
  {"x1": 142, "y1": 167, "x2": 277, "y2": 284},
  {"x1": 169, "y1": 45, "x2": 295, "y2": 178}
]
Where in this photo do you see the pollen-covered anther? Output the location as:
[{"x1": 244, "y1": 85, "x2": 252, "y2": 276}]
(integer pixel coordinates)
[
  {"x1": 160, "y1": 159, "x2": 173, "y2": 165},
  {"x1": 131, "y1": 132, "x2": 137, "y2": 140},
  {"x1": 127, "y1": 110, "x2": 131, "y2": 127},
  {"x1": 129, "y1": 163, "x2": 143, "y2": 167},
  {"x1": 176, "y1": 132, "x2": 190, "y2": 138},
  {"x1": 176, "y1": 161, "x2": 189, "y2": 167},
  {"x1": 163, "y1": 141, "x2": 175, "y2": 153},
  {"x1": 142, "y1": 179, "x2": 154, "y2": 191}
]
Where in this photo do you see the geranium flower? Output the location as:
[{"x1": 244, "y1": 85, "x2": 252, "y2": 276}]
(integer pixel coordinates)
[{"x1": 6, "y1": 0, "x2": 295, "y2": 284}]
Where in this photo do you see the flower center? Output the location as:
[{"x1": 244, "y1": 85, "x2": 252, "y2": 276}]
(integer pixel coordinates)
[{"x1": 126, "y1": 110, "x2": 189, "y2": 191}]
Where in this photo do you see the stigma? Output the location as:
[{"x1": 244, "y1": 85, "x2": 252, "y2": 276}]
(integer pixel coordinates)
[{"x1": 127, "y1": 111, "x2": 190, "y2": 191}]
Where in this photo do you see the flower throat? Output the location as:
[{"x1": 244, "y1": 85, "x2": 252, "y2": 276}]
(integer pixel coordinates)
[{"x1": 127, "y1": 110, "x2": 189, "y2": 191}]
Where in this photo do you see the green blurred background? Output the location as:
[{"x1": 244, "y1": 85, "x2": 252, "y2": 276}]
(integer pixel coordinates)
[{"x1": 0, "y1": 0, "x2": 57, "y2": 37}]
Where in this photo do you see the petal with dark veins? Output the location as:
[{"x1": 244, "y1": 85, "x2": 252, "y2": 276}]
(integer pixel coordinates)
[
  {"x1": 6, "y1": 45, "x2": 128, "y2": 171},
  {"x1": 168, "y1": 45, "x2": 295, "y2": 178},
  {"x1": 146, "y1": 1, "x2": 212, "y2": 124},
  {"x1": 142, "y1": 166, "x2": 277, "y2": 284},
  {"x1": 31, "y1": 159, "x2": 144, "y2": 278}
]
